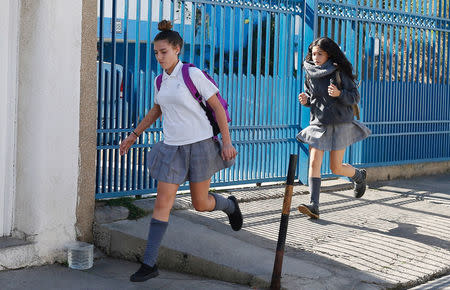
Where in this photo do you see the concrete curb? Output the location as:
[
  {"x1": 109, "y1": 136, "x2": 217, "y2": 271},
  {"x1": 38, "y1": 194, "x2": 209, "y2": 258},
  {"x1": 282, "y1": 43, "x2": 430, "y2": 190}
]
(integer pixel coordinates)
[{"x1": 93, "y1": 222, "x2": 270, "y2": 288}]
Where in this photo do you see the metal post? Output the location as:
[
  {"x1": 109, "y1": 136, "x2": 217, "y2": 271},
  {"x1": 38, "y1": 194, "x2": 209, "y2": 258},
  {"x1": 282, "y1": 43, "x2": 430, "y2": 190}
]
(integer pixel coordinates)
[{"x1": 270, "y1": 154, "x2": 298, "y2": 290}]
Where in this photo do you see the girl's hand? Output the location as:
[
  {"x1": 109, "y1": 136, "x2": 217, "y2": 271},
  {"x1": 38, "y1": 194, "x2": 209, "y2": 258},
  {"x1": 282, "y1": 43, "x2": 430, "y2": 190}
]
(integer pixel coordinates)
[
  {"x1": 119, "y1": 134, "x2": 137, "y2": 155},
  {"x1": 298, "y1": 92, "x2": 308, "y2": 105},
  {"x1": 221, "y1": 143, "x2": 237, "y2": 161},
  {"x1": 328, "y1": 84, "x2": 341, "y2": 97}
]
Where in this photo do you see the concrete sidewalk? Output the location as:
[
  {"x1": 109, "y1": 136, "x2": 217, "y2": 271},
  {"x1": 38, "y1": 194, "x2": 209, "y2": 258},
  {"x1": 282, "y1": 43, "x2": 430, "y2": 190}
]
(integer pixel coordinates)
[
  {"x1": 0, "y1": 257, "x2": 250, "y2": 290},
  {"x1": 94, "y1": 174, "x2": 450, "y2": 289}
]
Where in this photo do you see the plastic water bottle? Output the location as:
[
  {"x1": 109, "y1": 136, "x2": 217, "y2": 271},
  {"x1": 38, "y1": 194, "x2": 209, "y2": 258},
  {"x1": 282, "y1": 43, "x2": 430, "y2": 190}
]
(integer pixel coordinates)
[{"x1": 66, "y1": 242, "x2": 94, "y2": 270}]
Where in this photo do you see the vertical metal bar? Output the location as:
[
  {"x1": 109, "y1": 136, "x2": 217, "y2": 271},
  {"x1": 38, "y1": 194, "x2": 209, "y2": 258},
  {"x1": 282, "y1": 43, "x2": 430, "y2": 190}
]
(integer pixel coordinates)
[
  {"x1": 247, "y1": 9, "x2": 253, "y2": 126},
  {"x1": 264, "y1": 12, "x2": 271, "y2": 130},
  {"x1": 119, "y1": 0, "x2": 130, "y2": 192},
  {"x1": 102, "y1": 71, "x2": 110, "y2": 193},
  {"x1": 180, "y1": 0, "x2": 186, "y2": 51},
  {"x1": 143, "y1": 0, "x2": 154, "y2": 191},
  {"x1": 218, "y1": 6, "x2": 225, "y2": 92},
  {"x1": 97, "y1": 0, "x2": 105, "y2": 196},
  {"x1": 279, "y1": 13, "x2": 286, "y2": 174},
  {"x1": 137, "y1": 72, "x2": 144, "y2": 192},
  {"x1": 237, "y1": 7, "x2": 244, "y2": 134},
  {"x1": 170, "y1": 0, "x2": 174, "y2": 20},
  {"x1": 255, "y1": 11, "x2": 263, "y2": 180},
  {"x1": 199, "y1": 3, "x2": 206, "y2": 69},
  {"x1": 302, "y1": 0, "x2": 316, "y2": 183},
  {"x1": 437, "y1": 26, "x2": 442, "y2": 86},
  {"x1": 107, "y1": 0, "x2": 118, "y2": 193},
  {"x1": 228, "y1": 7, "x2": 236, "y2": 121},
  {"x1": 190, "y1": 3, "x2": 197, "y2": 63},
  {"x1": 133, "y1": 0, "x2": 142, "y2": 192},
  {"x1": 210, "y1": 4, "x2": 217, "y2": 75},
  {"x1": 273, "y1": 13, "x2": 280, "y2": 126},
  {"x1": 416, "y1": 28, "x2": 421, "y2": 84},
  {"x1": 447, "y1": 3, "x2": 450, "y2": 86},
  {"x1": 287, "y1": 14, "x2": 294, "y2": 159},
  {"x1": 126, "y1": 76, "x2": 134, "y2": 191},
  {"x1": 114, "y1": 69, "x2": 121, "y2": 192},
  {"x1": 247, "y1": 9, "x2": 255, "y2": 179},
  {"x1": 421, "y1": 28, "x2": 426, "y2": 84}
]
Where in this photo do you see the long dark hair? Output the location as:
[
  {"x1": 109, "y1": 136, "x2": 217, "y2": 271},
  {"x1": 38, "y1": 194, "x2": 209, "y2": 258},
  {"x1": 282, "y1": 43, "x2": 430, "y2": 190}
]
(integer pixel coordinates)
[
  {"x1": 154, "y1": 20, "x2": 183, "y2": 49},
  {"x1": 305, "y1": 37, "x2": 356, "y2": 80}
]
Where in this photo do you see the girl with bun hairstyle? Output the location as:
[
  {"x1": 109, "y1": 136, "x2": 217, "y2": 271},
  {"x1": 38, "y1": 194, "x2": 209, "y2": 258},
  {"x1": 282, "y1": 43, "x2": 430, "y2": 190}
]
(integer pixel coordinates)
[{"x1": 120, "y1": 20, "x2": 241, "y2": 282}]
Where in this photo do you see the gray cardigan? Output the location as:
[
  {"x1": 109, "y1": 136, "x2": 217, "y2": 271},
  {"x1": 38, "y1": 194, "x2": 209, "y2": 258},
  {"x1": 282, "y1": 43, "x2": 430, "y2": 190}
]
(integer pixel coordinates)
[{"x1": 303, "y1": 60, "x2": 360, "y2": 125}]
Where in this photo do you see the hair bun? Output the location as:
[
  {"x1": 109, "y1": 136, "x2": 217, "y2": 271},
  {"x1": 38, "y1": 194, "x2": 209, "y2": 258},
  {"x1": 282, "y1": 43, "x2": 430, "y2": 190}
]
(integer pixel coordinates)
[{"x1": 158, "y1": 20, "x2": 173, "y2": 31}]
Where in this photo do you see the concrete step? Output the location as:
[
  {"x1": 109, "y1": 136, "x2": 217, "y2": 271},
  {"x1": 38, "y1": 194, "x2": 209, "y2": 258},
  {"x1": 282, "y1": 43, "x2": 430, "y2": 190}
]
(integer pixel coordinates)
[{"x1": 0, "y1": 237, "x2": 35, "y2": 270}]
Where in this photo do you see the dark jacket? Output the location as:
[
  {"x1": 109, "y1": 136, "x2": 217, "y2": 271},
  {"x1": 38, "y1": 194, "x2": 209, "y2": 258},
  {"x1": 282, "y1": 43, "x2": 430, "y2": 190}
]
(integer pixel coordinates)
[{"x1": 303, "y1": 60, "x2": 360, "y2": 125}]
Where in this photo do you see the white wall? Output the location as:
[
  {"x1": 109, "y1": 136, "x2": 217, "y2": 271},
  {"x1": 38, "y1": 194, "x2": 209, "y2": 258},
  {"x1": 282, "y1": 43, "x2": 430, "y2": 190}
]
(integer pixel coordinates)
[
  {"x1": 14, "y1": 0, "x2": 82, "y2": 261},
  {"x1": 0, "y1": 0, "x2": 19, "y2": 237}
]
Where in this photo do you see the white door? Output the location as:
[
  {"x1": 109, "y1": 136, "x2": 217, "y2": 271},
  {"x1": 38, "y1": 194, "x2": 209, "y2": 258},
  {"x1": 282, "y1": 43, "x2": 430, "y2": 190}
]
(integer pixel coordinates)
[{"x1": 0, "y1": 0, "x2": 19, "y2": 236}]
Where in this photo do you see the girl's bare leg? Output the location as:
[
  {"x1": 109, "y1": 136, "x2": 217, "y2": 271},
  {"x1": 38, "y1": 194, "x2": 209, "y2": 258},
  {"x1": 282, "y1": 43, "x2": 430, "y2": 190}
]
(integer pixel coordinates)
[
  {"x1": 329, "y1": 149, "x2": 356, "y2": 178},
  {"x1": 330, "y1": 148, "x2": 367, "y2": 198},
  {"x1": 190, "y1": 178, "x2": 215, "y2": 212},
  {"x1": 190, "y1": 178, "x2": 242, "y2": 231},
  {"x1": 309, "y1": 147, "x2": 324, "y2": 178}
]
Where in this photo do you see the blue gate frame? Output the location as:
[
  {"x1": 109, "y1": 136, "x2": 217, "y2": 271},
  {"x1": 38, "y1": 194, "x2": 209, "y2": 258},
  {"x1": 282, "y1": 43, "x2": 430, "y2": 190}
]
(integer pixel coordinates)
[{"x1": 96, "y1": 0, "x2": 450, "y2": 199}]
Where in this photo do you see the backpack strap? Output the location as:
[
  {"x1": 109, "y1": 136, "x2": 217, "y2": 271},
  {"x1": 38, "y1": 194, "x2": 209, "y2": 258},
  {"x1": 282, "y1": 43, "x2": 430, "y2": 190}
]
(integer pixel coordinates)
[
  {"x1": 156, "y1": 74, "x2": 163, "y2": 91},
  {"x1": 181, "y1": 63, "x2": 219, "y2": 131},
  {"x1": 181, "y1": 63, "x2": 203, "y2": 102},
  {"x1": 335, "y1": 69, "x2": 342, "y2": 89}
]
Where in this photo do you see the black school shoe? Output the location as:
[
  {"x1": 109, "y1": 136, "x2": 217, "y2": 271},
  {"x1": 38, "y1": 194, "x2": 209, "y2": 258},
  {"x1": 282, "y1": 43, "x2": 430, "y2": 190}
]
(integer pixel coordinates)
[
  {"x1": 130, "y1": 262, "x2": 159, "y2": 282},
  {"x1": 354, "y1": 169, "x2": 367, "y2": 198},
  {"x1": 298, "y1": 204, "x2": 320, "y2": 219},
  {"x1": 227, "y1": 196, "x2": 243, "y2": 231}
]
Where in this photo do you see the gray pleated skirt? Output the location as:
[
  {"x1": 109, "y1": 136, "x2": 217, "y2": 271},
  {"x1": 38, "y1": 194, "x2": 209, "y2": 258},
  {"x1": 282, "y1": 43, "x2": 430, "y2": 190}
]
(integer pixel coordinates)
[
  {"x1": 296, "y1": 120, "x2": 371, "y2": 151},
  {"x1": 147, "y1": 137, "x2": 235, "y2": 184}
]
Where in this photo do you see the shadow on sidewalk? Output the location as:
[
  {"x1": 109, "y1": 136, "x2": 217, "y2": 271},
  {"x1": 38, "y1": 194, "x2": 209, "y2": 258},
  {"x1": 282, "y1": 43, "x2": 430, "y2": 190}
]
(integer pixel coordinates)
[{"x1": 172, "y1": 178, "x2": 450, "y2": 288}]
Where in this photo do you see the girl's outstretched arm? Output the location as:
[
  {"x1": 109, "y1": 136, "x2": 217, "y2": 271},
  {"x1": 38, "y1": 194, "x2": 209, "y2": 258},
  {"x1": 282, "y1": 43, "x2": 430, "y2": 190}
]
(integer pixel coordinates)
[{"x1": 119, "y1": 104, "x2": 162, "y2": 155}]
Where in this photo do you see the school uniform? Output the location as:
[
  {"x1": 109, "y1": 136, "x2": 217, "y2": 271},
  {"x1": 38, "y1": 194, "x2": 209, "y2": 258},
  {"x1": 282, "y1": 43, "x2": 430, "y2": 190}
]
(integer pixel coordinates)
[
  {"x1": 297, "y1": 60, "x2": 371, "y2": 151},
  {"x1": 148, "y1": 61, "x2": 234, "y2": 184}
]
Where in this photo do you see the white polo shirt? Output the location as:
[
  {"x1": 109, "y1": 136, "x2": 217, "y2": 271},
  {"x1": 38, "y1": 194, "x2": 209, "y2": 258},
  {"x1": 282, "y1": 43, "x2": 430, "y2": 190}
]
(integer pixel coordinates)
[{"x1": 154, "y1": 61, "x2": 219, "y2": 146}]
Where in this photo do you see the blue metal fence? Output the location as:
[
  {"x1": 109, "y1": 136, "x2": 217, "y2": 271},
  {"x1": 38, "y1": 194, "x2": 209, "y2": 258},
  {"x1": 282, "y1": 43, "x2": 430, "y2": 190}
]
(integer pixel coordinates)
[{"x1": 96, "y1": 0, "x2": 450, "y2": 199}]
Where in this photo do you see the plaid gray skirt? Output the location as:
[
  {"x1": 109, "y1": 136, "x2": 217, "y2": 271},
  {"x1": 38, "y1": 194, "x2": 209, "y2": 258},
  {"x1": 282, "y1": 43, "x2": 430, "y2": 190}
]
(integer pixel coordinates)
[
  {"x1": 147, "y1": 137, "x2": 235, "y2": 184},
  {"x1": 296, "y1": 120, "x2": 371, "y2": 151}
]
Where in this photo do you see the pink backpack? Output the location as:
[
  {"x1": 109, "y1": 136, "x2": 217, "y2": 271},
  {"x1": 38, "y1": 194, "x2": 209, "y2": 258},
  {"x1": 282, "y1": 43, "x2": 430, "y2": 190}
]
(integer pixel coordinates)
[{"x1": 156, "y1": 63, "x2": 231, "y2": 136}]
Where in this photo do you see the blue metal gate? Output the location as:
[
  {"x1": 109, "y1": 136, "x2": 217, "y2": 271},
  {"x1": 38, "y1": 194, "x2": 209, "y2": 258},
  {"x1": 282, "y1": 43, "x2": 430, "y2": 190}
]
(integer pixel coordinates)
[{"x1": 96, "y1": 0, "x2": 450, "y2": 199}]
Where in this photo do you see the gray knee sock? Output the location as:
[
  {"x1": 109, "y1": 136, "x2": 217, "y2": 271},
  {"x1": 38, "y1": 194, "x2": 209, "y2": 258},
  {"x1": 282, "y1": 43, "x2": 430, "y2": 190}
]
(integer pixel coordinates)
[
  {"x1": 309, "y1": 177, "x2": 321, "y2": 208},
  {"x1": 351, "y1": 169, "x2": 363, "y2": 183},
  {"x1": 143, "y1": 218, "x2": 168, "y2": 267},
  {"x1": 210, "y1": 193, "x2": 235, "y2": 215}
]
